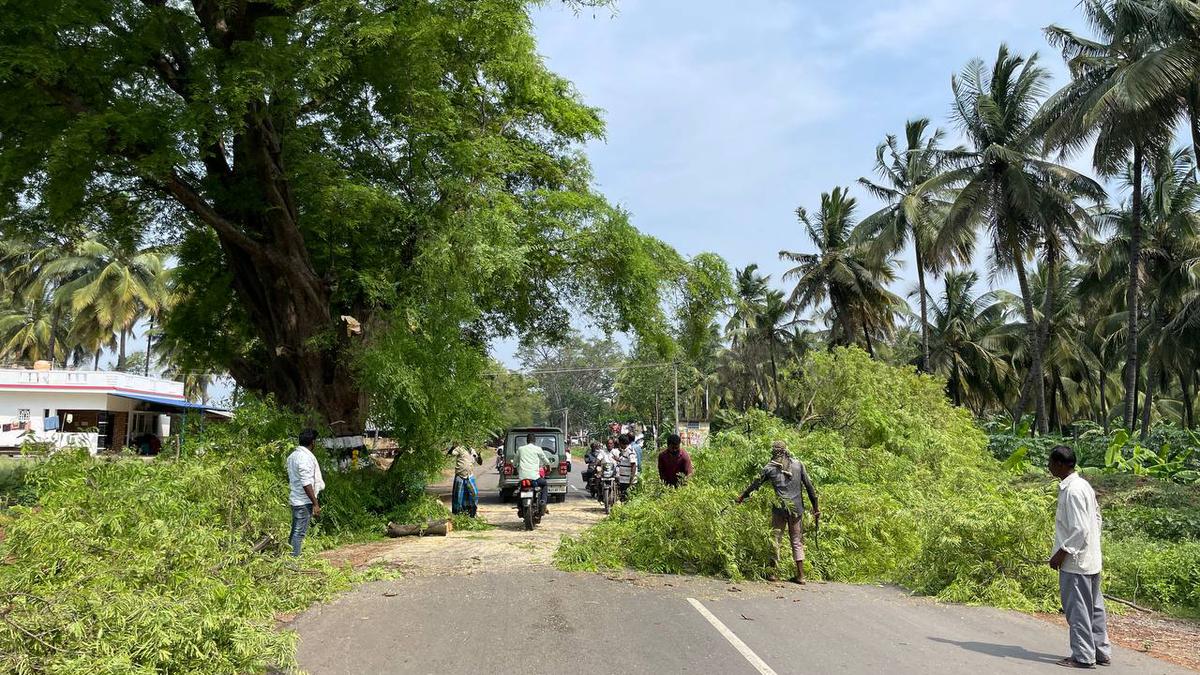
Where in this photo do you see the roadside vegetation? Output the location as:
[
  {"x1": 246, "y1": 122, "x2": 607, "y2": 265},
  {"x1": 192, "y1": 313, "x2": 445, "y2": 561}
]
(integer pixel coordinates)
[
  {"x1": 557, "y1": 350, "x2": 1200, "y2": 617},
  {"x1": 0, "y1": 397, "x2": 486, "y2": 674}
]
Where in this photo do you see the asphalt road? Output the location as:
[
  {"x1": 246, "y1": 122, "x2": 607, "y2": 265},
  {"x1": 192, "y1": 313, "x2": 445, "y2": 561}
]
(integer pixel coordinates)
[{"x1": 293, "y1": 458, "x2": 1191, "y2": 675}]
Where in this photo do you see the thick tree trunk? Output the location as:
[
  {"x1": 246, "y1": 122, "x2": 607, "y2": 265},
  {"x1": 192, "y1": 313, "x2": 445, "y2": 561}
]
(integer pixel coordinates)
[
  {"x1": 1140, "y1": 365, "x2": 1157, "y2": 440},
  {"x1": 93, "y1": 348, "x2": 101, "y2": 371},
  {"x1": 1123, "y1": 144, "x2": 1144, "y2": 431},
  {"x1": 1139, "y1": 308, "x2": 1161, "y2": 440},
  {"x1": 861, "y1": 318, "x2": 876, "y2": 358},
  {"x1": 386, "y1": 520, "x2": 452, "y2": 537},
  {"x1": 915, "y1": 243, "x2": 930, "y2": 373},
  {"x1": 1032, "y1": 250, "x2": 1058, "y2": 435},
  {"x1": 1013, "y1": 253, "x2": 1046, "y2": 434},
  {"x1": 1048, "y1": 367, "x2": 1060, "y2": 434}
]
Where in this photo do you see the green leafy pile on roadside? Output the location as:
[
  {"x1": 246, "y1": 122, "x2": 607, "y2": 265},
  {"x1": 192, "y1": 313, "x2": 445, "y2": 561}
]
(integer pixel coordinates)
[
  {"x1": 558, "y1": 348, "x2": 1200, "y2": 616},
  {"x1": 558, "y1": 348, "x2": 1060, "y2": 610},
  {"x1": 0, "y1": 398, "x2": 416, "y2": 675}
]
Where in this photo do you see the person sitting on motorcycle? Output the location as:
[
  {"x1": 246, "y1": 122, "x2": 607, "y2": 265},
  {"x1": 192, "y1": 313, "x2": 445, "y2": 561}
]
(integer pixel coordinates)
[
  {"x1": 514, "y1": 432, "x2": 552, "y2": 514},
  {"x1": 581, "y1": 441, "x2": 603, "y2": 487}
]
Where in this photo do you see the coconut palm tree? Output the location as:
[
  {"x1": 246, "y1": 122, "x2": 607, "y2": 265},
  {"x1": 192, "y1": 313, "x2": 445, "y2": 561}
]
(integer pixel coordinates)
[
  {"x1": 40, "y1": 236, "x2": 169, "y2": 370},
  {"x1": 0, "y1": 292, "x2": 64, "y2": 364},
  {"x1": 780, "y1": 187, "x2": 903, "y2": 357},
  {"x1": 927, "y1": 271, "x2": 1009, "y2": 412},
  {"x1": 1041, "y1": 3, "x2": 1180, "y2": 431},
  {"x1": 942, "y1": 45, "x2": 1105, "y2": 433},
  {"x1": 857, "y1": 118, "x2": 972, "y2": 372},
  {"x1": 726, "y1": 265, "x2": 770, "y2": 343},
  {"x1": 754, "y1": 289, "x2": 794, "y2": 410}
]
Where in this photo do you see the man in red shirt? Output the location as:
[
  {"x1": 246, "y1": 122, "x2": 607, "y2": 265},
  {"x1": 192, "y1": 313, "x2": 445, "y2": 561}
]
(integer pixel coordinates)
[{"x1": 657, "y1": 433, "x2": 693, "y2": 487}]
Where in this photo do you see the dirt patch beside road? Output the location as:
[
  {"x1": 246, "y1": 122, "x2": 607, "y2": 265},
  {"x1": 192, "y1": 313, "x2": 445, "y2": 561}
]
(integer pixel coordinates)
[
  {"x1": 321, "y1": 466, "x2": 604, "y2": 576},
  {"x1": 1036, "y1": 609, "x2": 1200, "y2": 672}
]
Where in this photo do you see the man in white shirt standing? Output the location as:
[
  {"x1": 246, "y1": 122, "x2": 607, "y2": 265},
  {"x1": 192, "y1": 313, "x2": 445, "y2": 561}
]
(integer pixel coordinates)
[
  {"x1": 1048, "y1": 445, "x2": 1110, "y2": 669},
  {"x1": 615, "y1": 434, "x2": 638, "y2": 501},
  {"x1": 287, "y1": 429, "x2": 325, "y2": 557}
]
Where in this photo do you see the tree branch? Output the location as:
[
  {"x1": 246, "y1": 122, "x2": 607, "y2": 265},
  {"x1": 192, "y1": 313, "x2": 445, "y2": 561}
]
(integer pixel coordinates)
[{"x1": 163, "y1": 171, "x2": 262, "y2": 255}]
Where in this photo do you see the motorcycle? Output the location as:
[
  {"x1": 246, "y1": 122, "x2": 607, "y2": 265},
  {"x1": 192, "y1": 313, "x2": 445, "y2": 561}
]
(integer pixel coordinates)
[
  {"x1": 598, "y1": 461, "x2": 617, "y2": 514},
  {"x1": 515, "y1": 478, "x2": 544, "y2": 531}
]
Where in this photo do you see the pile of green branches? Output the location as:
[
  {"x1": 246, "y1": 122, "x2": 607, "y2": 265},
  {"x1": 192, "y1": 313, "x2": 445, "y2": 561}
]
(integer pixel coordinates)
[
  {"x1": 557, "y1": 349, "x2": 1059, "y2": 611},
  {"x1": 558, "y1": 348, "x2": 1200, "y2": 615},
  {"x1": 0, "y1": 399, "x2": 383, "y2": 674}
]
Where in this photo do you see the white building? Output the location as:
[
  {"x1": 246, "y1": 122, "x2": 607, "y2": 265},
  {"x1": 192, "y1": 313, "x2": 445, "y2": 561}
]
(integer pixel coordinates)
[{"x1": 0, "y1": 367, "x2": 220, "y2": 455}]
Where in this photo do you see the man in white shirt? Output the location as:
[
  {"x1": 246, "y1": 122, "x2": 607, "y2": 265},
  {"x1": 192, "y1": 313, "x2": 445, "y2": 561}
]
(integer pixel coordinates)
[
  {"x1": 287, "y1": 429, "x2": 325, "y2": 557},
  {"x1": 615, "y1": 434, "x2": 638, "y2": 501},
  {"x1": 1048, "y1": 445, "x2": 1110, "y2": 669},
  {"x1": 513, "y1": 433, "x2": 552, "y2": 513}
]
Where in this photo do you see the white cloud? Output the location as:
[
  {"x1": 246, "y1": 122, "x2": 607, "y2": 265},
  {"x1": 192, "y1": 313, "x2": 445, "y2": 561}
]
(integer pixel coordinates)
[{"x1": 857, "y1": 0, "x2": 1023, "y2": 54}]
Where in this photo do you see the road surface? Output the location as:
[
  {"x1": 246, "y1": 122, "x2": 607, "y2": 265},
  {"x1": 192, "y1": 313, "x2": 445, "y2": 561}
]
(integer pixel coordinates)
[{"x1": 293, "y1": 458, "x2": 1192, "y2": 675}]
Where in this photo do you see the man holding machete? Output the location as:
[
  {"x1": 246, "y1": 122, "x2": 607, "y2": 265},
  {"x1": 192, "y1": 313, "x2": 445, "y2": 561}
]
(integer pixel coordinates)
[{"x1": 736, "y1": 439, "x2": 819, "y2": 584}]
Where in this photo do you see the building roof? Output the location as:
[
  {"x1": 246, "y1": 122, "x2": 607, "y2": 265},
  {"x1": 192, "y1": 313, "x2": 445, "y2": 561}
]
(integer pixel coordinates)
[
  {"x1": 0, "y1": 368, "x2": 186, "y2": 400},
  {"x1": 111, "y1": 392, "x2": 219, "y2": 411}
]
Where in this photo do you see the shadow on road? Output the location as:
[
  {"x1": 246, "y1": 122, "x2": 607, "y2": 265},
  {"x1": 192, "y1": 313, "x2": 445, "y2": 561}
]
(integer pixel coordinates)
[{"x1": 928, "y1": 636, "x2": 1061, "y2": 664}]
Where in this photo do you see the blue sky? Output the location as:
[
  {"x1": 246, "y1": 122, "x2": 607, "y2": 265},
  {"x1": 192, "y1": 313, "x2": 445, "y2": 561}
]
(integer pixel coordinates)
[
  {"x1": 528, "y1": 0, "x2": 1087, "y2": 297},
  {"x1": 487, "y1": 0, "x2": 1094, "y2": 366}
]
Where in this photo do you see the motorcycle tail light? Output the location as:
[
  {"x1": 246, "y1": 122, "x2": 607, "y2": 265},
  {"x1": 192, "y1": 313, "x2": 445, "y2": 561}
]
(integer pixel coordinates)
[
  {"x1": 558, "y1": 461, "x2": 568, "y2": 476},
  {"x1": 503, "y1": 463, "x2": 514, "y2": 476}
]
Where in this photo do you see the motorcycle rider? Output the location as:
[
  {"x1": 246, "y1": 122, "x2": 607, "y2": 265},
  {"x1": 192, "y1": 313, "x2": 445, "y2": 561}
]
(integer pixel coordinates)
[
  {"x1": 581, "y1": 441, "x2": 603, "y2": 493},
  {"x1": 514, "y1": 432, "x2": 552, "y2": 515}
]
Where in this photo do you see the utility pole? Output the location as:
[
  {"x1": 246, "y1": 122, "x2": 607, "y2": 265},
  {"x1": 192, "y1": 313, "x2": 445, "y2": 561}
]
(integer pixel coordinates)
[
  {"x1": 673, "y1": 361, "x2": 679, "y2": 435},
  {"x1": 563, "y1": 407, "x2": 568, "y2": 441}
]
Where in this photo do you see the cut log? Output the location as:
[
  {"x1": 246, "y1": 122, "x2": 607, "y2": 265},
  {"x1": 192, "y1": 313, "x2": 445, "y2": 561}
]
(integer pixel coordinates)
[{"x1": 386, "y1": 519, "x2": 453, "y2": 537}]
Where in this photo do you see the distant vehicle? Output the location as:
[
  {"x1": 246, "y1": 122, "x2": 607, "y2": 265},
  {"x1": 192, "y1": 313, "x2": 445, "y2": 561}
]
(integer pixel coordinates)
[{"x1": 498, "y1": 426, "x2": 569, "y2": 503}]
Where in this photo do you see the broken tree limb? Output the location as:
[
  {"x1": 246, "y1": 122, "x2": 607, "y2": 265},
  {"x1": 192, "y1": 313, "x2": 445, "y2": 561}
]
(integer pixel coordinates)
[
  {"x1": 1103, "y1": 593, "x2": 1151, "y2": 613},
  {"x1": 386, "y1": 519, "x2": 453, "y2": 537}
]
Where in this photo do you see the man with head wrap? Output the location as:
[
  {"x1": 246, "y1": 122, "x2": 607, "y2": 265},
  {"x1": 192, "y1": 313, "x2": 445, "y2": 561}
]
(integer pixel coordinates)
[{"x1": 736, "y1": 440, "x2": 820, "y2": 584}]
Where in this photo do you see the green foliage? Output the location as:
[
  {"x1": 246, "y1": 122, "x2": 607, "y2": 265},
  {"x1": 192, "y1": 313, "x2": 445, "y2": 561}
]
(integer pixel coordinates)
[
  {"x1": 1104, "y1": 539, "x2": 1200, "y2": 613},
  {"x1": 0, "y1": 397, "x2": 494, "y2": 673},
  {"x1": 0, "y1": 450, "x2": 353, "y2": 674},
  {"x1": 560, "y1": 349, "x2": 1061, "y2": 609},
  {"x1": 987, "y1": 424, "x2": 1200, "y2": 483},
  {"x1": 0, "y1": 459, "x2": 35, "y2": 508}
]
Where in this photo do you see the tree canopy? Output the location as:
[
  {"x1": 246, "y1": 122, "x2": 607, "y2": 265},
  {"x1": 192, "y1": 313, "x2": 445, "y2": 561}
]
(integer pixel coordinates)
[{"x1": 0, "y1": 0, "x2": 679, "y2": 432}]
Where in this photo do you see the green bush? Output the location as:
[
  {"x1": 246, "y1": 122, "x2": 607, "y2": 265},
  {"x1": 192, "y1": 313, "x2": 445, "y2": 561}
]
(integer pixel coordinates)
[
  {"x1": 1104, "y1": 538, "x2": 1200, "y2": 612},
  {"x1": 560, "y1": 349, "x2": 1200, "y2": 616},
  {"x1": 0, "y1": 459, "x2": 35, "y2": 507}
]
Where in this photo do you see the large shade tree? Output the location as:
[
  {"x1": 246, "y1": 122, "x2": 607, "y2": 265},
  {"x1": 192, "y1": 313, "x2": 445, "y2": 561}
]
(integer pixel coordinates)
[{"x1": 0, "y1": 0, "x2": 675, "y2": 429}]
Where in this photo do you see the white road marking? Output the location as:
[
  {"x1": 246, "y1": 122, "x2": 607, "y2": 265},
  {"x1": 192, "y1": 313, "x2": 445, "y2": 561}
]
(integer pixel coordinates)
[{"x1": 686, "y1": 597, "x2": 779, "y2": 675}]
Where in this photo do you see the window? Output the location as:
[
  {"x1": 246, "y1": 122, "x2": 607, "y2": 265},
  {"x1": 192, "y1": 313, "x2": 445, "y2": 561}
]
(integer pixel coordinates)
[
  {"x1": 16, "y1": 409, "x2": 29, "y2": 424},
  {"x1": 43, "y1": 409, "x2": 51, "y2": 418}
]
